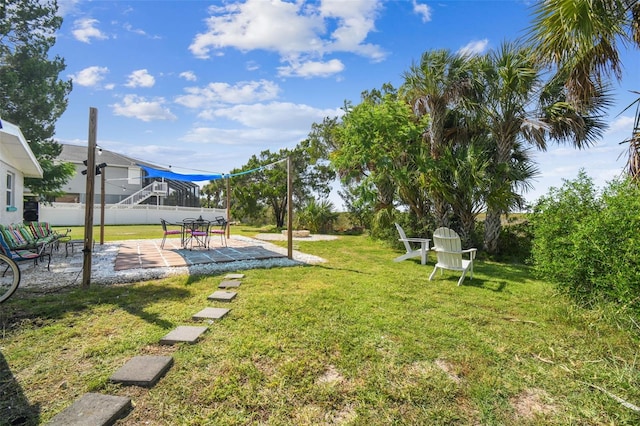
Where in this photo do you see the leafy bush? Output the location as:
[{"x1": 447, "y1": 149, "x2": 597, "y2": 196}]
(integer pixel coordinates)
[
  {"x1": 296, "y1": 199, "x2": 338, "y2": 234},
  {"x1": 531, "y1": 172, "x2": 640, "y2": 310}
]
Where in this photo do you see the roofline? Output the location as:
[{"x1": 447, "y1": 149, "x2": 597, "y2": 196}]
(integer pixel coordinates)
[{"x1": 0, "y1": 119, "x2": 44, "y2": 177}]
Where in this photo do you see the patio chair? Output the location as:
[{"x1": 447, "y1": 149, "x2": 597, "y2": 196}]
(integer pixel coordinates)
[
  {"x1": 29, "y1": 222, "x2": 71, "y2": 250},
  {"x1": 428, "y1": 227, "x2": 477, "y2": 286},
  {"x1": 160, "y1": 219, "x2": 183, "y2": 249},
  {"x1": 394, "y1": 223, "x2": 430, "y2": 265},
  {"x1": 182, "y1": 218, "x2": 210, "y2": 250},
  {"x1": 209, "y1": 217, "x2": 228, "y2": 247},
  {"x1": 0, "y1": 231, "x2": 50, "y2": 270}
]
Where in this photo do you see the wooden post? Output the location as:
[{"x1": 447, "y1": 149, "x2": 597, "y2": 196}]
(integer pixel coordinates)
[
  {"x1": 287, "y1": 156, "x2": 293, "y2": 259},
  {"x1": 100, "y1": 167, "x2": 105, "y2": 245},
  {"x1": 82, "y1": 107, "x2": 98, "y2": 288},
  {"x1": 226, "y1": 176, "x2": 231, "y2": 239}
]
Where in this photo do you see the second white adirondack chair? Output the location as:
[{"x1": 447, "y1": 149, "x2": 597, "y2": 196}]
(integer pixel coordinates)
[
  {"x1": 429, "y1": 227, "x2": 477, "y2": 286},
  {"x1": 394, "y1": 223, "x2": 430, "y2": 265}
]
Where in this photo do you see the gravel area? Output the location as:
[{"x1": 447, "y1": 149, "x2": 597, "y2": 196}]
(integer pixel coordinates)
[{"x1": 17, "y1": 235, "x2": 327, "y2": 292}]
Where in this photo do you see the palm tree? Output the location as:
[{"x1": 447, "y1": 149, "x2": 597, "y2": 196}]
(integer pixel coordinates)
[
  {"x1": 528, "y1": 0, "x2": 640, "y2": 178},
  {"x1": 474, "y1": 42, "x2": 545, "y2": 253},
  {"x1": 475, "y1": 41, "x2": 605, "y2": 253},
  {"x1": 401, "y1": 49, "x2": 475, "y2": 226}
]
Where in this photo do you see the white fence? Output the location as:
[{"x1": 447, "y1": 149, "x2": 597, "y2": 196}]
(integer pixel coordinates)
[{"x1": 39, "y1": 203, "x2": 227, "y2": 226}]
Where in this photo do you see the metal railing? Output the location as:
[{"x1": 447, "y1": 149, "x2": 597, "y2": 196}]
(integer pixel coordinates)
[{"x1": 115, "y1": 182, "x2": 168, "y2": 207}]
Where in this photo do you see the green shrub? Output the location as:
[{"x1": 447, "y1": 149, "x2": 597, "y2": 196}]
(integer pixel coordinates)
[
  {"x1": 531, "y1": 171, "x2": 640, "y2": 310},
  {"x1": 295, "y1": 199, "x2": 338, "y2": 234}
]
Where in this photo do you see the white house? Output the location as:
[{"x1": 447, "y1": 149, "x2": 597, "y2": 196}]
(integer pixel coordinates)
[
  {"x1": 57, "y1": 144, "x2": 201, "y2": 207},
  {"x1": 0, "y1": 119, "x2": 43, "y2": 224}
]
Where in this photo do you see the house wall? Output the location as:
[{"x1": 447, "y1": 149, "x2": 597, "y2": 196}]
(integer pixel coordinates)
[
  {"x1": 0, "y1": 152, "x2": 27, "y2": 224},
  {"x1": 39, "y1": 202, "x2": 226, "y2": 226},
  {"x1": 62, "y1": 164, "x2": 142, "y2": 204}
]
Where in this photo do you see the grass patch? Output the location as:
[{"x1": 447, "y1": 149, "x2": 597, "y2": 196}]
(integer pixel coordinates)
[{"x1": 1, "y1": 227, "x2": 639, "y2": 424}]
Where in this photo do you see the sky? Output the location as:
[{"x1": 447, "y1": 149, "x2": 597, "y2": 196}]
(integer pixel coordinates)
[{"x1": 52, "y1": 0, "x2": 640, "y2": 208}]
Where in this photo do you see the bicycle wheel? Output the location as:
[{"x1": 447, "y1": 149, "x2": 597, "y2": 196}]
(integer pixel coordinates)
[{"x1": 0, "y1": 254, "x2": 21, "y2": 303}]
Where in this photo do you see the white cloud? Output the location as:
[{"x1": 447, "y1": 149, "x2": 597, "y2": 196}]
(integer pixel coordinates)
[
  {"x1": 123, "y1": 23, "x2": 147, "y2": 36},
  {"x1": 179, "y1": 71, "x2": 197, "y2": 82},
  {"x1": 112, "y1": 95, "x2": 177, "y2": 122},
  {"x1": 189, "y1": 0, "x2": 385, "y2": 76},
  {"x1": 175, "y1": 80, "x2": 280, "y2": 108},
  {"x1": 209, "y1": 102, "x2": 344, "y2": 129},
  {"x1": 318, "y1": 0, "x2": 385, "y2": 60},
  {"x1": 606, "y1": 115, "x2": 634, "y2": 134},
  {"x1": 125, "y1": 69, "x2": 155, "y2": 88},
  {"x1": 412, "y1": 1, "x2": 432, "y2": 23},
  {"x1": 458, "y1": 39, "x2": 489, "y2": 56},
  {"x1": 278, "y1": 59, "x2": 344, "y2": 78},
  {"x1": 246, "y1": 61, "x2": 260, "y2": 71},
  {"x1": 70, "y1": 66, "x2": 109, "y2": 87},
  {"x1": 57, "y1": 0, "x2": 82, "y2": 17},
  {"x1": 181, "y1": 126, "x2": 295, "y2": 147},
  {"x1": 72, "y1": 18, "x2": 108, "y2": 43}
]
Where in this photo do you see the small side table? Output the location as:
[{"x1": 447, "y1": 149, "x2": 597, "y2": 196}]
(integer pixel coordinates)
[{"x1": 65, "y1": 239, "x2": 94, "y2": 257}]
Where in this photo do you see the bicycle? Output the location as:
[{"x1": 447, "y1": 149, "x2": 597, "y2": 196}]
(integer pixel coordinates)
[{"x1": 0, "y1": 253, "x2": 21, "y2": 303}]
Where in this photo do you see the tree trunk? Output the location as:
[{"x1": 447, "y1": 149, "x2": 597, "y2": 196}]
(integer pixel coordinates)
[{"x1": 483, "y1": 209, "x2": 502, "y2": 254}]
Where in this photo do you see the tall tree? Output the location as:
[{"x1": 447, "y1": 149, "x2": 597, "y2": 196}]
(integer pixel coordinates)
[
  {"x1": 231, "y1": 145, "x2": 333, "y2": 228},
  {"x1": 474, "y1": 42, "x2": 605, "y2": 253},
  {"x1": 528, "y1": 0, "x2": 640, "y2": 178},
  {"x1": 0, "y1": 0, "x2": 74, "y2": 198},
  {"x1": 400, "y1": 49, "x2": 475, "y2": 226},
  {"x1": 330, "y1": 86, "x2": 431, "y2": 229},
  {"x1": 474, "y1": 42, "x2": 545, "y2": 253}
]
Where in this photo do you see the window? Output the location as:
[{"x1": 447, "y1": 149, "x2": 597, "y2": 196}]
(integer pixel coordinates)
[
  {"x1": 6, "y1": 172, "x2": 14, "y2": 207},
  {"x1": 128, "y1": 167, "x2": 140, "y2": 185}
]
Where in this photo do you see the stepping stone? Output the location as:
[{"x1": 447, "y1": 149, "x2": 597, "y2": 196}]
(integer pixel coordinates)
[
  {"x1": 192, "y1": 307, "x2": 230, "y2": 321},
  {"x1": 218, "y1": 280, "x2": 241, "y2": 288},
  {"x1": 160, "y1": 325, "x2": 208, "y2": 345},
  {"x1": 207, "y1": 290, "x2": 237, "y2": 302},
  {"x1": 224, "y1": 273, "x2": 245, "y2": 279},
  {"x1": 109, "y1": 356, "x2": 173, "y2": 388},
  {"x1": 47, "y1": 393, "x2": 131, "y2": 426}
]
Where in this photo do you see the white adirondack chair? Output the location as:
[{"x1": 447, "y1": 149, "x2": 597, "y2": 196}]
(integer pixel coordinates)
[
  {"x1": 394, "y1": 223, "x2": 430, "y2": 265},
  {"x1": 429, "y1": 227, "x2": 477, "y2": 286}
]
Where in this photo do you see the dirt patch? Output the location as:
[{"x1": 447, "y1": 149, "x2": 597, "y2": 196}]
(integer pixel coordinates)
[
  {"x1": 435, "y1": 359, "x2": 463, "y2": 384},
  {"x1": 511, "y1": 388, "x2": 557, "y2": 419},
  {"x1": 316, "y1": 364, "x2": 344, "y2": 385}
]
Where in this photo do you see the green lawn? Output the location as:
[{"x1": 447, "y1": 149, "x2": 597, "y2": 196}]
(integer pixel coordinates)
[{"x1": 1, "y1": 226, "x2": 639, "y2": 425}]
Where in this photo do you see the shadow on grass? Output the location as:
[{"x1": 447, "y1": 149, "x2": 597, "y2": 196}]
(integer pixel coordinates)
[
  {"x1": 1, "y1": 282, "x2": 192, "y2": 332},
  {"x1": 0, "y1": 350, "x2": 40, "y2": 426},
  {"x1": 466, "y1": 278, "x2": 507, "y2": 292}
]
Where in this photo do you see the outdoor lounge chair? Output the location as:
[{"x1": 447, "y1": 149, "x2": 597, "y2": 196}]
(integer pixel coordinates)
[
  {"x1": 29, "y1": 222, "x2": 71, "y2": 250},
  {"x1": 160, "y1": 219, "x2": 183, "y2": 249},
  {"x1": 0, "y1": 223, "x2": 51, "y2": 253},
  {"x1": 394, "y1": 223, "x2": 430, "y2": 265},
  {"x1": 428, "y1": 227, "x2": 477, "y2": 286},
  {"x1": 0, "y1": 231, "x2": 50, "y2": 270}
]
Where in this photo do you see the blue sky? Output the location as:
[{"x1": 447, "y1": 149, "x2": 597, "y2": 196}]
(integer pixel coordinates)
[{"x1": 53, "y1": 0, "x2": 639, "y2": 207}]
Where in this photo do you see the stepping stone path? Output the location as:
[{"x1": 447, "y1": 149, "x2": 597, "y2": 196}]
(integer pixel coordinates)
[
  {"x1": 51, "y1": 274, "x2": 245, "y2": 425},
  {"x1": 208, "y1": 290, "x2": 237, "y2": 302},
  {"x1": 47, "y1": 393, "x2": 131, "y2": 426},
  {"x1": 224, "y1": 273, "x2": 245, "y2": 279},
  {"x1": 218, "y1": 279, "x2": 241, "y2": 288},
  {"x1": 160, "y1": 325, "x2": 208, "y2": 345},
  {"x1": 192, "y1": 307, "x2": 230, "y2": 321},
  {"x1": 109, "y1": 356, "x2": 174, "y2": 387}
]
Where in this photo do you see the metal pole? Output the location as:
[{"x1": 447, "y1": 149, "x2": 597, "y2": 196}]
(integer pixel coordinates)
[
  {"x1": 82, "y1": 107, "x2": 98, "y2": 288},
  {"x1": 226, "y1": 176, "x2": 231, "y2": 239},
  {"x1": 100, "y1": 167, "x2": 105, "y2": 245},
  {"x1": 287, "y1": 156, "x2": 293, "y2": 259}
]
